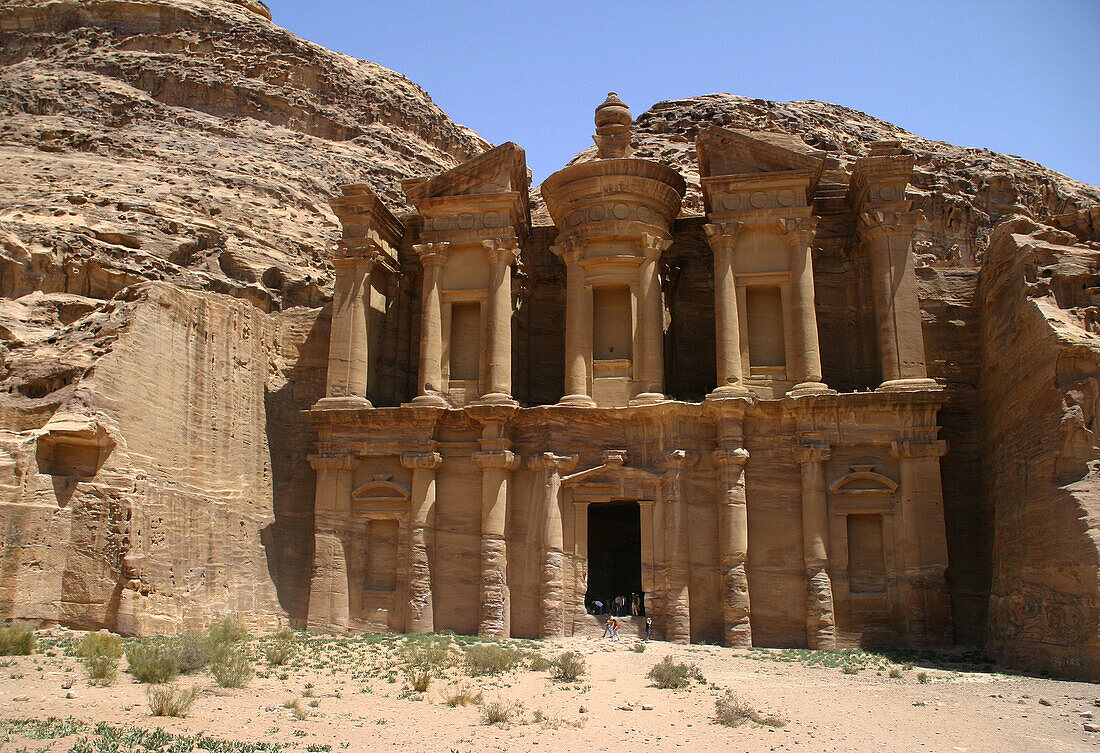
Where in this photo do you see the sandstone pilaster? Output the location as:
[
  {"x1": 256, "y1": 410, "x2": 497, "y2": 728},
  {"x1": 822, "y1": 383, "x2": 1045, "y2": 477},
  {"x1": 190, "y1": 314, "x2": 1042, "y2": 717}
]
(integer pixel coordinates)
[
  {"x1": 655, "y1": 449, "x2": 698, "y2": 643},
  {"x1": 528, "y1": 452, "x2": 579, "y2": 639},
  {"x1": 705, "y1": 221, "x2": 750, "y2": 396},
  {"x1": 794, "y1": 440, "x2": 836, "y2": 649},
  {"x1": 411, "y1": 242, "x2": 449, "y2": 406},
  {"x1": 479, "y1": 237, "x2": 520, "y2": 405},
  {"x1": 400, "y1": 450, "x2": 442, "y2": 634},
  {"x1": 307, "y1": 453, "x2": 359, "y2": 633},
  {"x1": 475, "y1": 442, "x2": 520, "y2": 638}
]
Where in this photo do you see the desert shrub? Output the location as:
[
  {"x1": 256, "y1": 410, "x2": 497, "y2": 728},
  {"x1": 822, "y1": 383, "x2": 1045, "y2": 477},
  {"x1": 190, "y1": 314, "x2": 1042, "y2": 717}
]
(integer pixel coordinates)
[
  {"x1": 147, "y1": 685, "x2": 200, "y2": 718},
  {"x1": 715, "y1": 690, "x2": 786, "y2": 728},
  {"x1": 126, "y1": 642, "x2": 178, "y2": 684},
  {"x1": 528, "y1": 655, "x2": 552, "y2": 672},
  {"x1": 207, "y1": 617, "x2": 250, "y2": 646},
  {"x1": 442, "y1": 684, "x2": 483, "y2": 707},
  {"x1": 647, "y1": 656, "x2": 704, "y2": 689},
  {"x1": 83, "y1": 654, "x2": 118, "y2": 684},
  {"x1": 407, "y1": 668, "x2": 432, "y2": 692},
  {"x1": 464, "y1": 644, "x2": 522, "y2": 677},
  {"x1": 917, "y1": 671, "x2": 929, "y2": 683},
  {"x1": 841, "y1": 664, "x2": 860, "y2": 675},
  {"x1": 283, "y1": 698, "x2": 309, "y2": 720},
  {"x1": 632, "y1": 643, "x2": 647, "y2": 653},
  {"x1": 211, "y1": 645, "x2": 253, "y2": 688},
  {"x1": 170, "y1": 632, "x2": 214, "y2": 674},
  {"x1": 78, "y1": 631, "x2": 122, "y2": 660},
  {"x1": 266, "y1": 640, "x2": 295, "y2": 667},
  {"x1": 479, "y1": 698, "x2": 517, "y2": 726},
  {"x1": 550, "y1": 651, "x2": 587, "y2": 681},
  {"x1": 888, "y1": 667, "x2": 902, "y2": 678},
  {"x1": 0, "y1": 626, "x2": 35, "y2": 656},
  {"x1": 401, "y1": 637, "x2": 452, "y2": 674}
]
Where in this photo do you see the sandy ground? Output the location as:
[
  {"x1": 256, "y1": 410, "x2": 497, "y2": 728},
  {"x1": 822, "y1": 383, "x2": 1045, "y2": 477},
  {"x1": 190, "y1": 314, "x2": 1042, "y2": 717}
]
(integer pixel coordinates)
[{"x1": 0, "y1": 630, "x2": 1097, "y2": 753}]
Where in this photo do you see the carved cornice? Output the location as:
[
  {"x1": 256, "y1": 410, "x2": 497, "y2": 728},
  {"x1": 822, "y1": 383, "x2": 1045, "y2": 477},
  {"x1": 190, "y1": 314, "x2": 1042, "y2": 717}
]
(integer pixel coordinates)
[
  {"x1": 413, "y1": 241, "x2": 450, "y2": 267},
  {"x1": 308, "y1": 454, "x2": 359, "y2": 472},
  {"x1": 890, "y1": 439, "x2": 948, "y2": 459},
  {"x1": 400, "y1": 452, "x2": 443, "y2": 471}
]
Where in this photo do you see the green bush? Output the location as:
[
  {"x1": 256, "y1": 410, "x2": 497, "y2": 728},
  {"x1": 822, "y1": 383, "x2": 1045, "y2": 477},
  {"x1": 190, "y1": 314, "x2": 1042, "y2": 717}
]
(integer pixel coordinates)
[
  {"x1": 407, "y1": 668, "x2": 431, "y2": 692},
  {"x1": 211, "y1": 645, "x2": 253, "y2": 689},
  {"x1": 77, "y1": 631, "x2": 122, "y2": 660},
  {"x1": 265, "y1": 640, "x2": 295, "y2": 667},
  {"x1": 464, "y1": 644, "x2": 522, "y2": 677},
  {"x1": 125, "y1": 643, "x2": 179, "y2": 684},
  {"x1": 171, "y1": 632, "x2": 214, "y2": 674},
  {"x1": 83, "y1": 654, "x2": 118, "y2": 684},
  {"x1": 479, "y1": 698, "x2": 517, "y2": 726},
  {"x1": 147, "y1": 685, "x2": 201, "y2": 717},
  {"x1": 207, "y1": 617, "x2": 250, "y2": 646},
  {"x1": 401, "y1": 636, "x2": 452, "y2": 674},
  {"x1": 550, "y1": 651, "x2": 587, "y2": 681},
  {"x1": 0, "y1": 625, "x2": 35, "y2": 656},
  {"x1": 528, "y1": 655, "x2": 552, "y2": 672},
  {"x1": 646, "y1": 655, "x2": 704, "y2": 689}
]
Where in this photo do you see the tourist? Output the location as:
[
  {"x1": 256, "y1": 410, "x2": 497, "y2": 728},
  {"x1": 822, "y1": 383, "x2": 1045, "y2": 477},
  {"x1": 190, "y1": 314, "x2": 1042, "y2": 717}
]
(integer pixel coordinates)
[
  {"x1": 601, "y1": 615, "x2": 613, "y2": 638},
  {"x1": 610, "y1": 616, "x2": 620, "y2": 641},
  {"x1": 631, "y1": 592, "x2": 641, "y2": 616},
  {"x1": 591, "y1": 598, "x2": 603, "y2": 615},
  {"x1": 645, "y1": 616, "x2": 652, "y2": 642}
]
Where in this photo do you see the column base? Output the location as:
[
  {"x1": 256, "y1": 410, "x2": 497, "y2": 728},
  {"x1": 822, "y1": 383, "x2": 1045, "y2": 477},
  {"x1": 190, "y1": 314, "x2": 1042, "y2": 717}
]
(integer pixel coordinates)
[
  {"x1": 787, "y1": 381, "x2": 835, "y2": 397},
  {"x1": 473, "y1": 392, "x2": 519, "y2": 407},
  {"x1": 406, "y1": 393, "x2": 448, "y2": 407},
  {"x1": 877, "y1": 377, "x2": 940, "y2": 392},
  {"x1": 311, "y1": 395, "x2": 373, "y2": 411},
  {"x1": 557, "y1": 393, "x2": 596, "y2": 407},
  {"x1": 706, "y1": 383, "x2": 753, "y2": 400},
  {"x1": 628, "y1": 392, "x2": 668, "y2": 406}
]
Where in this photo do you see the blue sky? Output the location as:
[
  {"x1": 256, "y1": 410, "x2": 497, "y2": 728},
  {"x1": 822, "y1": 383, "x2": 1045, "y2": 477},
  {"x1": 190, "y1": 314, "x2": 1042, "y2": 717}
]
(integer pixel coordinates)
[{"x1": 263, "y1": 0, "x2": 1100, "y2": 188}]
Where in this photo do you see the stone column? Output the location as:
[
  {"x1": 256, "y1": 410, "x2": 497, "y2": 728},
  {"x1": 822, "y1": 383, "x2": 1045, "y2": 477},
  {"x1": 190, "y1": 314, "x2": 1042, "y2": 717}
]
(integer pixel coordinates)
[
  {"x1": 705, "y1": 222, "x2": 749, "y2": 395},
  {"x1": 528, "y1": 452, "x2": 578, "y2": 639},
  {"x1": 794, "y1": 441, "x2": 836, "y2": 649},
  {"x1": 319, "y1": 250, "x2": 375, "y2": 408},
  {"x1": 307, "y1": 454, "x2": 359, "y2": 633},
  {"x1": 400, "y1": 450, "x2": 442, "y2": 634},
  {"x1": 712, "y1": 446, "x2": 752, "y2": 647},
  {"x1": 891, "y1": 439, "x2": 952, "y2": 644},
  {"x1": 780, "y1": 217, "x2": 829, "y2": 395},
  {"x1": 657, "y1": 449, "x2": 698, "y2": 643},
  {"x1": 411, "y1": 242, "x2": 449, "y2": 406},
  {"x1": 480, "y1": 238, "x2": 520, "y2": 404},
  {"x1": 557, "y1": 242, "x2": 595, "y2": 406},
  {"x1": 632, "y1": 233, "x2": 671, "y2": 404},
  {"x1": 860, "y1": 211, "x2": 938, "y2": 390},
  {"x1": 475, "y1": 446, "x2": 519, "y2": 637}
]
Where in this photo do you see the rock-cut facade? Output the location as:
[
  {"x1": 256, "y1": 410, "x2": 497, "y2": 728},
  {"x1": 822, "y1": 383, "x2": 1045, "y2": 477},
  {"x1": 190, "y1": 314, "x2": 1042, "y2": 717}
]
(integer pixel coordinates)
[{"x1": 306, "y1": 94, "x2": 953, "y2": 648}]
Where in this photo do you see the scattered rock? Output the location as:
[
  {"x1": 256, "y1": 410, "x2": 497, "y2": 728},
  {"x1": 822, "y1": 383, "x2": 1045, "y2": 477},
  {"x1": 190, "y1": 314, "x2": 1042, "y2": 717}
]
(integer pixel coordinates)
[
  {"x1": 1039, "y1": 698, "x2": 1052, "y2": 706},
  {"x1": 13, "y1": 695, "x2": 29, "y2": 702}
]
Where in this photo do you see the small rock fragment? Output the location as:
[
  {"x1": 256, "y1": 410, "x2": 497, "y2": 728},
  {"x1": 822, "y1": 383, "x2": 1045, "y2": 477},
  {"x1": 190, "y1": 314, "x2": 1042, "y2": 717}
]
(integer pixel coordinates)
[{"x1": 1039, "y1": 698, "x2": 1052, "y2": 706}]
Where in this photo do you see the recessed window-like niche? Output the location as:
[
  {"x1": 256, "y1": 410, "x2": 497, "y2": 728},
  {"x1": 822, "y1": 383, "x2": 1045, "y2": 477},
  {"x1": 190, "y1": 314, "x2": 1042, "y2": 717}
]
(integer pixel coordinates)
[
  {"x1": 747, "y1": 286, "x2": 785, "y2": 369},
  {"x1": 593, "y1": 286, "x2": 632, "y2": 360},
  {"x1": 449, "y1": 301, "x2": 481, "y2": 381}
]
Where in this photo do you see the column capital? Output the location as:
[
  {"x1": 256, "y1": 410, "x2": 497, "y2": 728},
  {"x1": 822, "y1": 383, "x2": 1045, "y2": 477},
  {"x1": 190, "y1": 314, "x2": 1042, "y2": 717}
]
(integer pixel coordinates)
[
  {"x1": 778, "y1": 216, "x2": 819, "y2": 247},
  {"x1": 640, "y1": 232, "x2": 673, "y2": 260},
  {"x1": 712, "y1": 446, "x2": 750, "y2": 468},
  {"x1": 308, "y1": 454, "x2": 359, "y2": 472},
  {"x1": 334, "y1": 238, "x2": 385, "y2": 264},
  {"x1": 890, "y1": 439, "x2": 947, "y2": 459},
  {"x1": 475, "y1": 450, "x2": 520, "y2": 471},
  {"x1": 413, "y1": 241, "x2": 450, "y2": 267},
  {"x1": 704, "y1": 221, "x2": 746, "y2": 254},
  {"x1": 654, "y1": 449, "x2": 699, "y2": 472},
  {"x1": 482, "y1": 236, "x2": 520, "y2": 266},
  {"x1": 550, "y1": 236, "x2": 583, "y2": 265},
  {"x1": 400, "y1": 452, "x2": 442, "y2": 470},
  {"x1": 526, "y1": 452, "x2": 579, "y2": 472},
  {"x1": 857, "y1": 209, "x2": 925, "y2": 238},
  {"x1": 793, "y1": 442, "x2": 831, "y2": 464}
]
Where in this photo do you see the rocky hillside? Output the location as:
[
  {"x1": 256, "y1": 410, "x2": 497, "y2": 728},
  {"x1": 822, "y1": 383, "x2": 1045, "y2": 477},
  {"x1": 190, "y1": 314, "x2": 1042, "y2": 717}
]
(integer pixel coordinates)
[{"x1": 1, "y1": 0, "x2": 1100, "y2": 679}]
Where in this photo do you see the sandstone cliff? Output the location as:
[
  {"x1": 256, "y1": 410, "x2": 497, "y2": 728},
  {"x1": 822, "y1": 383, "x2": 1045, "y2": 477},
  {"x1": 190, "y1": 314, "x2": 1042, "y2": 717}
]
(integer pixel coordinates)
[
  {"x1": 2, "y1": 0, "x2": 1100, "y2": 679},
  {"x1": 0, "y1": 0, "x2": 482, "y2": 632}
]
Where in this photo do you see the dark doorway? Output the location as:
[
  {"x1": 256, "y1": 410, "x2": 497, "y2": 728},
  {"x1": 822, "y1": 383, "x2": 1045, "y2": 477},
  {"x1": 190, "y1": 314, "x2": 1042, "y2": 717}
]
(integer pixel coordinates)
[{"x1": 585, "y1": 501, "x2": 644, "y2": 615}]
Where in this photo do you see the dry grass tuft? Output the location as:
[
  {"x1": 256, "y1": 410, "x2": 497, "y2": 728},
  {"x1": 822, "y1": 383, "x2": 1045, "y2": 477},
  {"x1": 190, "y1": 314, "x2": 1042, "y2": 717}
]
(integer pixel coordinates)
[{"x1": 147, "y1": 685, "x2": 201, "y2": 718}]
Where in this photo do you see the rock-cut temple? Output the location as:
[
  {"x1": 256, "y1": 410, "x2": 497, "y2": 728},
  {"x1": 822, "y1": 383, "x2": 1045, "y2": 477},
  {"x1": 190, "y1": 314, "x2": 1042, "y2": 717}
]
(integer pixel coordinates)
[{"x1": 305, "y1": 94, "x2": 952, "y2": 648}]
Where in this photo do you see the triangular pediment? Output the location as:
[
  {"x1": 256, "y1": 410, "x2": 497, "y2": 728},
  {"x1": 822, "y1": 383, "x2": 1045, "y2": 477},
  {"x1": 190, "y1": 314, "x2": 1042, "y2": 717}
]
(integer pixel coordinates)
[
  {"x1": 696, "y1": 126, "x2": 825, "y2": 180},
  {"x1": 563, "y1": 455, "x2": 662, "y2": 497},
  {"x1": 402, "y1": 142, "x2": 529, "y2": 203}
]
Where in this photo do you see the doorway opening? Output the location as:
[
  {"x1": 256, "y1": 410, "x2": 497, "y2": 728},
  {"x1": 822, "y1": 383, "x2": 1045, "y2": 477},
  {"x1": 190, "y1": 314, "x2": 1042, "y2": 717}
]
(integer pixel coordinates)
[{"x1": 585, "y1": 500, "x2": 644, "y2": 616}]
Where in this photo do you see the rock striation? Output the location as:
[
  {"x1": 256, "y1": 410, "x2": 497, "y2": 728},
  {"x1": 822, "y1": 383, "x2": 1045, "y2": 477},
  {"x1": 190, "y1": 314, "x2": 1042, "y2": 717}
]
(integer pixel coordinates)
[{"x1": 0, "y1": 0, "x2": 1098, "y2": 679}]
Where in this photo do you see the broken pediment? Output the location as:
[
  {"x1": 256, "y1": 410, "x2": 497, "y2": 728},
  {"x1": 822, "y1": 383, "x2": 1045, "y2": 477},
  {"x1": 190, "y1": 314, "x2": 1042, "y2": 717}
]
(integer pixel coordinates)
[
  {"x1": 402, "y1": 142, "x2": 529, "y2": 207},
  {"x1": 563, "y1": 450, "x2": 662, "y2": 500},
  {"x1": 696, "y1": 126, "x2": 825, "y2": 183}
]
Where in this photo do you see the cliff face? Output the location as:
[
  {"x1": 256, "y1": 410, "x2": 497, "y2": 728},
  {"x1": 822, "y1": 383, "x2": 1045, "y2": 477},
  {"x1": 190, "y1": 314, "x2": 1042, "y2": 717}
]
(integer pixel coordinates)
[
  {"x1": 1, "y1": 0, "x2": 1100, "y2": 678},
  {"x1": 0, "y1": 0, "x2": 482, "y2": 632}
]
